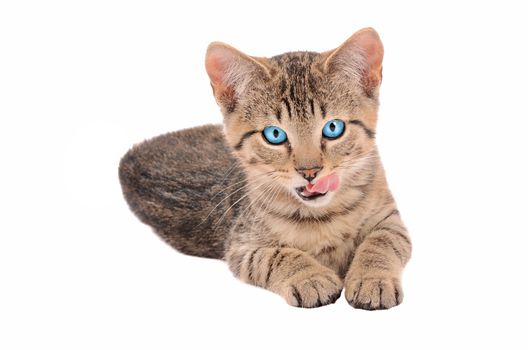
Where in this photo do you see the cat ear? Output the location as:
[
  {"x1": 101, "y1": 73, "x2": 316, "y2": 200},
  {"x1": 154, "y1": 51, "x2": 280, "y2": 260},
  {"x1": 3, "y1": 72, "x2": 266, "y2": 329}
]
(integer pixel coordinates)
[
  {"x1": 323, "y1": 28, "x2": 384, "y2": 96},
  {"x1": 205, "y1": 42, "x2": 270, "y2": 113}
]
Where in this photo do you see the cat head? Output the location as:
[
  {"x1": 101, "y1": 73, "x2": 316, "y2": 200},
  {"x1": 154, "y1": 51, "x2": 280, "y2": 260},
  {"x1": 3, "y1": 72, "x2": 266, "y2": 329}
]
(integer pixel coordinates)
[{"x1": 205, "y1": 28, "x2": 383, "y2": 208}]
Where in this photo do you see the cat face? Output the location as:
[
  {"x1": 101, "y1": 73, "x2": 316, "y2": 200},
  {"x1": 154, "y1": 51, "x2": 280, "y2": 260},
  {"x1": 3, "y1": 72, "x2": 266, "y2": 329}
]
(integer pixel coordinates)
[{"x1": 206, "y1": 28, "x2": 383, "y2": 208}]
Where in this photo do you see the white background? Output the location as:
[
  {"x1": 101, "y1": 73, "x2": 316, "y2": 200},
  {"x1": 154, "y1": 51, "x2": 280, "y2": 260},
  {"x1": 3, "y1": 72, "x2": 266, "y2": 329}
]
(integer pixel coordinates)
[{"x1": 1, "y1": 0, "x2": 527, "y2": 349}]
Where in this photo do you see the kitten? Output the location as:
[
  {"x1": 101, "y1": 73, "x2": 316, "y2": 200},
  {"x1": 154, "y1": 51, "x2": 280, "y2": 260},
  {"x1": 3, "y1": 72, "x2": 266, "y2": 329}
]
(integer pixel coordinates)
[{"x1": 119, "y1": 28, "x2": 411, "y2": 310}]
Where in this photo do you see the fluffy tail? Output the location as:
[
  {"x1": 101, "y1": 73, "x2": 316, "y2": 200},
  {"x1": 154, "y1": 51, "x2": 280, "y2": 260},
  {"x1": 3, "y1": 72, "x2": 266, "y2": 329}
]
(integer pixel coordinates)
[{"x1": 118, "y1": 124, "x2": 245, "y2": 259}]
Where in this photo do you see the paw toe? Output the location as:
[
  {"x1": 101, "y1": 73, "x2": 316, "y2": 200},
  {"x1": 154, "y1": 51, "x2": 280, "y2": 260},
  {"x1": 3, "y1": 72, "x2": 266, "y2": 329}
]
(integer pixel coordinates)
[
  {"x1": 285, "y1": 273, "x2": 343, "y2": 308},
  {"x1": 346, "y1": 278, "x2": 402, "y2": 310}
]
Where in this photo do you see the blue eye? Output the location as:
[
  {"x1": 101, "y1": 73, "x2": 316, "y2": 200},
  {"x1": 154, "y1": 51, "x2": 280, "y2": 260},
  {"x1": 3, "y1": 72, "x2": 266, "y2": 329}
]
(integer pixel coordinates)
[
  {"x1": 322, "y1": 119, "x2": 345, "y2": 139},
  {"x1": 262, "y1": 126, "x2": 287, "y2": 145}
]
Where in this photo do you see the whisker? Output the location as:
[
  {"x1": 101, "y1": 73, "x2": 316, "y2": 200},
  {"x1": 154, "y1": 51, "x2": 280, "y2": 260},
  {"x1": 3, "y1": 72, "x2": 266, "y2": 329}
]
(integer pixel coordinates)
[
  {"x1": 246, "y1": 181, "x2": 282, "y2": 233},
  {"x1": 337, "y1": 154, "x2": 379, "y2": 168},
  {"x1": 252, "y1": 181, "x2": 280, "y2": 218},
  {"x1": 211, "y1": 170, "x2": 274, "y2": 199},
  {"x1": 218, "y1": 161, "x2": 240, "y2": 185},
  {"x1": 212, "y1": 176, "x2": 276, "y2": 229},
  {"x1": 240, "y1": 181, "x2": 277, "y2": 229},
  {"x1": 339, "y1": 149, "x2": 377, "y2": 164},
  {"x1": 263, "y1": 182, "x2": 282, "y2": 215},
  {"x1": 196, "y1": 173, "x2": 275, "y2": 227},
  {"x1": 336, "y1": 157, "x2": 379, "y2": 169}
]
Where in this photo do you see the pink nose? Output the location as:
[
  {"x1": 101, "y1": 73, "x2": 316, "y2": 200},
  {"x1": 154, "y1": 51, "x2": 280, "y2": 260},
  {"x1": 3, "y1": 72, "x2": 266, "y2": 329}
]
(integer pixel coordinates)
[{"x1": 296, "y1": 167, "x2": 322, "y2": 182}]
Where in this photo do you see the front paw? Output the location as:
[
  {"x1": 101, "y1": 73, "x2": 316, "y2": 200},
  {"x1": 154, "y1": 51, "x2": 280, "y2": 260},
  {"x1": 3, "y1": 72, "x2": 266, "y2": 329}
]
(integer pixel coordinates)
[
  {"x1": 283, "y1": 271, "x2": 343, "y2": 308},
  {"x1": 345, "y1": 277, "x2": 403, "y2": 310}
]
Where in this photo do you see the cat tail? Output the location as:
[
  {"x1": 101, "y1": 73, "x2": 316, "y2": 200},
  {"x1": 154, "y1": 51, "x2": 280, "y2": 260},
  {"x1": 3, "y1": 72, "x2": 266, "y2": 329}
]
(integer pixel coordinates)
[{"x1": 118, "y1": 125, "x2": 244, "y2": 259}]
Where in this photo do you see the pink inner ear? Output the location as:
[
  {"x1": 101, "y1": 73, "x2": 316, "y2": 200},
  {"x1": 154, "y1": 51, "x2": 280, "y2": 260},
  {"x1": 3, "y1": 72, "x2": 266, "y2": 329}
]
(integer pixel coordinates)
[
  {"x1": 205, "y1": 46, "x2": 230, "y2": 88},
  {"x1": 355, "y1": 31, "x2": 383, "y2": 67},
  {"x1": 326, "y1": 28, "x2": 384, "y2": 91}
]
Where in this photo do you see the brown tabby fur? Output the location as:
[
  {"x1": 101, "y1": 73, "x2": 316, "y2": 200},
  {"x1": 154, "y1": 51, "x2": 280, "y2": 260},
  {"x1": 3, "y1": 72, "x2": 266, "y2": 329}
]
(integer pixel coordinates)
[{"x1": 119, "y1": 28, "x2": 411, "y2": 310}]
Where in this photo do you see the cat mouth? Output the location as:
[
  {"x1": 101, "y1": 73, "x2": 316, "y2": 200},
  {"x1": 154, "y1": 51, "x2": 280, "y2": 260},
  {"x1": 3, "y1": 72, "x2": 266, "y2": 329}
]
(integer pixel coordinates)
[
  {"x1": 295, "y1": 186, "x2": 328, "y2": 201},
  {"x1": 293, "y1": 173, "x2": 340, "y2": 202}
]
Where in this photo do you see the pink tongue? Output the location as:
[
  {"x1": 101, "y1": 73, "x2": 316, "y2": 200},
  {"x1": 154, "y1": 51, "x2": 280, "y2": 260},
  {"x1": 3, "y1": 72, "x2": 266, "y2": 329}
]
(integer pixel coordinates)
[{"x1": 305, "y1": 173, "x2": 340, "y2": 194}]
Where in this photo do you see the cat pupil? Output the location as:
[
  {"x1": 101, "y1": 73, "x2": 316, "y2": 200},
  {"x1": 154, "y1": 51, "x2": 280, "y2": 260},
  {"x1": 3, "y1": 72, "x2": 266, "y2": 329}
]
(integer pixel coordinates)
[
  {"x1": 273, "y1": 129, "x2": 279, "y2": 138},
  {"x1": 330, "y1": 123, "x2": 336, "y2": 132}
]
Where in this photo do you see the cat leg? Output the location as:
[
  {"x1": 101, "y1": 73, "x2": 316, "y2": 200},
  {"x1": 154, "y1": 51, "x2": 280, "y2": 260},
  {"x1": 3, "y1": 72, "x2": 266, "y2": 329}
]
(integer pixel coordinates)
[
  {"x1": 226, "y1": 245, "x2": 343, "y2": 308},
  {"x1": 345, "y1": 209, "x2": 412, "y2": 310}
]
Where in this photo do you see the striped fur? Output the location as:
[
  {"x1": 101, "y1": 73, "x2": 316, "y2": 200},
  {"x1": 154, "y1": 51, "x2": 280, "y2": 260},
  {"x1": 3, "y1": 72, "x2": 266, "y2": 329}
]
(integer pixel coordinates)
[{"x1": 119, "y1": 28, "x2": 411, "y2": 309}]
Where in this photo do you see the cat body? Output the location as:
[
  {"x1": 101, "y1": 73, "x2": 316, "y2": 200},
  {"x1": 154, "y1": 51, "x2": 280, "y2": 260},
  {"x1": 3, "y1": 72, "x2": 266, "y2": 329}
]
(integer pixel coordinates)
[{"x1": 119, "y1": 28, "x2": 411, "y2": 309}]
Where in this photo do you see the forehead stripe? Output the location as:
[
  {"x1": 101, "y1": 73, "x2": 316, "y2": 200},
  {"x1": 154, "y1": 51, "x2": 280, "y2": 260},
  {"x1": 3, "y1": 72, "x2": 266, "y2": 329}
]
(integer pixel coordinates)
[
  {"x1": 320, "y1": 103, "x2": 327, "y2": 119},
  {"x1": 282, "y1": 98, "x2": 292, "y2": 119}
]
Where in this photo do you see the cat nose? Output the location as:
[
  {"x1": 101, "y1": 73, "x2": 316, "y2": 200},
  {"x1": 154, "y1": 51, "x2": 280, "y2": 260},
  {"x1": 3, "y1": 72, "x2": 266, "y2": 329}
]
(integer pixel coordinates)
[{"x1": 296, "y1": 167, "x2": 323, "y2": 182}]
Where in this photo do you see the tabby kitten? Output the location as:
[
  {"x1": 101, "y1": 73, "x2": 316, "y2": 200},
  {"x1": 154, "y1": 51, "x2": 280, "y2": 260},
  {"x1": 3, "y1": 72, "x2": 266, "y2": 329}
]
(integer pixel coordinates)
[{"x1": 119, "y1": 28, "x2": 411, "y2": 310}]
